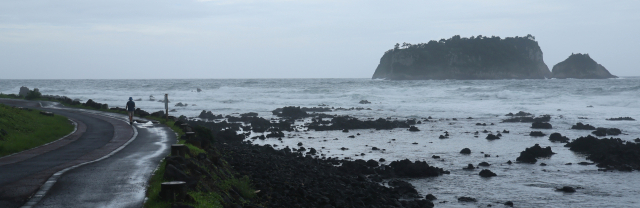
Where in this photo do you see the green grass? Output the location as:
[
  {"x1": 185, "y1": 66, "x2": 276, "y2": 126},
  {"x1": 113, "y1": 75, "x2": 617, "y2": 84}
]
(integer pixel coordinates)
[
  {"x1": 144, "y1": 160, "x2": 172, "y2": 208},
  {"x1": 0, "y1": 104, "x2": 75, "y2": 157}
]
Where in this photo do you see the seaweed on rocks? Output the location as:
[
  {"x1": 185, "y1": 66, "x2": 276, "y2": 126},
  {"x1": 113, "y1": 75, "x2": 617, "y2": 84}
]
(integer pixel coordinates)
[
  {"x1": 564, "y1": 135, "x2": 640, "y2": 171},
  {"x1": 271, "y1": 106, "x2": 331, "y2": 118},
  {"x1": 606, "y1": 117, "x2": 635, "y2": 121},
  {"x1": 516, "y1": 144, "x2": 555, "y2": 164},
  {"x1": 502, "y1": 115, "x2": 551, "y2": 123},
  {"x1": 307, "y1": 116, "x2": 411, "y2": 131},
  {"x1": 572, "y1": 122, "x2": 596, "y2": 130}
]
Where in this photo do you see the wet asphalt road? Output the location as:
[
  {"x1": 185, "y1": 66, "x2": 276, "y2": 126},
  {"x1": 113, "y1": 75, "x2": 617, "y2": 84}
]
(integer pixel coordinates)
[{"x1": 0, "y1": 99, "x2": 176, "y2": 208}]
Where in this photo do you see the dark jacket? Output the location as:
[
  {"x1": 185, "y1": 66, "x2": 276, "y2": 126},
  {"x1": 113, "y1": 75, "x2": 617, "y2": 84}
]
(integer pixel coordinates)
[{"x1": 126, "y1": 101, "x2": 136, "y2": 111}]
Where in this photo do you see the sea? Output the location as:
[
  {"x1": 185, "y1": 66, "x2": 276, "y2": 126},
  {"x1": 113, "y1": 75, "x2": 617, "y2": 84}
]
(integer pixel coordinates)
[{"x1": 2, "y1": 78, "x2": 639, "y2": 207}]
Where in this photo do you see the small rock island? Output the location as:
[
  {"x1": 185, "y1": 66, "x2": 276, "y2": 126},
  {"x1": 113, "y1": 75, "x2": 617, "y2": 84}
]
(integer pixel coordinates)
[
  {"x1": 551, "y1": 53, "x2": 617, "y2": 79},
  {"x1": 372, "y1": 35, "x2": 552, "y2": 80}
]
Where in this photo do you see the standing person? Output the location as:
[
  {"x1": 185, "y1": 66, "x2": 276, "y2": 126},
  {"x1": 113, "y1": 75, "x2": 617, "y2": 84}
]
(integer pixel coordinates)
[{"x1": 126, "y1": 97, "x2": 136, "y2": 125}]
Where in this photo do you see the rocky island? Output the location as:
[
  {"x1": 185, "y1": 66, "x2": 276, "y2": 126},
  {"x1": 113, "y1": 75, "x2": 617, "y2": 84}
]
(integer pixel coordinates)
[
  {"x1": 372, "y1": 35, "x2": 551, "y2": 80},
  {"x1": 551, "y1": 53, "x2": 617, "y2": 79}
]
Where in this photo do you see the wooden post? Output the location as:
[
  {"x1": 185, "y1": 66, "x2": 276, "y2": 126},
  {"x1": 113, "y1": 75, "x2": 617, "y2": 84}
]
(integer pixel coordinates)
[
  {"x1": 159, "y1": 181, "x2": 186, "y2": 202},
  {"x1": 180, "y1": 123, "x2": 189, "y2": 132},
  {"x1": 171, "y1": 144, "x2": 188, "y2": 157},
  {"x1": 164, "y1": 94, "x2": 169, "y2": 121},
  {"x1": 185, "y1": 132, "x2": 195, "y2": 140}
]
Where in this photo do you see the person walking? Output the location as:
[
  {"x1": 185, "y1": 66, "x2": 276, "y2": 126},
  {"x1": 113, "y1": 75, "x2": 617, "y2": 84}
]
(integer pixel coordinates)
[{"x1": 126, "y1": 97, "x2": 136, "y2": 125}]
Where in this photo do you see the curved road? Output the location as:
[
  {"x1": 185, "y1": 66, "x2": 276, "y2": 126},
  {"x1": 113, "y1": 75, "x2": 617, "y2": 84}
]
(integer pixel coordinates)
[{"x1": 0, "y1": 99, "x2": 176, "y2": 208}]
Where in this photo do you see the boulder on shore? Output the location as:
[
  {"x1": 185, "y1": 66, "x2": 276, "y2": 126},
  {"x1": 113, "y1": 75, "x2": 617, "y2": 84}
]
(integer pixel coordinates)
[
  {"x1": 458, "y1": 196, "x2": 477, "y2": 202},
  {"x1": 479, "y1": 169, "x2": 497, "y2": 177},
  {"x1": 516, "y1": 144, "x2": 555, "y2": 164},
  {"x1": 572, "y1": 122, "x2": 596, "y2": 130},
  {"x1": 19, "y1": 86, "x2": 30, "y2": 97},
  {"x1": 549, "y1": 133, "x2": 570, "y2": 143},
  {"x1": 531, "y1": 121, "x2": 552, "y2": 129}
]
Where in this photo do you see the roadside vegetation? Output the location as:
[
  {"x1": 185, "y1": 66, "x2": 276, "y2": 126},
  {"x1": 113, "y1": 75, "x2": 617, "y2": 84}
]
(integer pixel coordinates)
[
  {"x1": 0, "y1": 104, "x2": 74, "y2": 157},
  {"x1": 1, "y1": 92, "x2": 258, "y2": 207},
  {"x1": 143, "y1": 121, "x2": 258, "y2": 208}
]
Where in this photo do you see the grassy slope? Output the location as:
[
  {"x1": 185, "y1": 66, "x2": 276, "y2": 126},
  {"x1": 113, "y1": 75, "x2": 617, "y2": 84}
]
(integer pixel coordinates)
[
  {"x1": 143, "y1": 120, "x2": 257, "y2": 208},
  {"x1": 0, "y1": 104, "x2": 75, "y2": 157}
]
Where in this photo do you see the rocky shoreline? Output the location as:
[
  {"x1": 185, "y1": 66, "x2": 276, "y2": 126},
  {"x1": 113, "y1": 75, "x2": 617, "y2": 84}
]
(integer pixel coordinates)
[{"x1": 6, "y1": 92, "x2": 640, "y2": 207}]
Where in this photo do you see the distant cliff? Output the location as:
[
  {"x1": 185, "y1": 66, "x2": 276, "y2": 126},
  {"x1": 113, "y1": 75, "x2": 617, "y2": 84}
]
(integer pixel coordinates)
[
  {"x1": 552, "y1": 53, "x2": 617, "y2": 79},
  {"x1": 372, "y1": 35, "x2": 551, "y2": 80}
]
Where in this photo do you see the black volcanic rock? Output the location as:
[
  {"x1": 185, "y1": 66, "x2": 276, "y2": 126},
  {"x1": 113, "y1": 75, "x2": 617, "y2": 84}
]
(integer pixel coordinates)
[
  {"x1": 530, "y1": 131, "x2": 546, "y2": 137},
  {"x1": 387, "y1": 180, "x2": 420, "y2": 198},
  {"x1": 408, "y1": 126, "x2": 420, "y2": 131},
  {"x1": 379, "y1": 159, "x2": 448, "y2": 178},
  {"x1": 549, "y1": 133, "x2": 570, "y2": 143},
  {"x1": 552, "y1": 53, "x2": 617, "y2": 79},
  {"x1": 425, "y1": 194, "x2": 437, "y2": 201},
  {"x1": 564, "y1": 135, "x2": 640, "y2": 171},
  {"x1": 556, "y1": 186, "x2": 576, "y2": 193},
  {"x1": 372, "y1": 35, "x2": 551, "y2": 80},
  {"x1": 607, "y1": 117, "x2": 635, "y2": 121},
  {"x1": 516, "y1": 144, "x2": 555, "y2": 164},
  {"x1": 531, "y1": 121, "x2": 552, "y2": 129},
  {"x1": 460, "y1": 148, "x2": 471, "y2": 154},
  {"x1": 503, "y1": 115, "x2": 551, "y2": 123},
  {"x1": 479, "y1": 169, "x2": 497, "y2": 177},
  {"x1": 506, "y1": 111, "x2": 532, "y2": 117},
  {"x1": 592, "y1": 127, "x2": 622, "y2": 136},
  {"x1": 458, "y1": 196, "x2": 477, "y2": 202},
  {"x1": 485, "y1": 134, "x2": 500, "y2": 140},
  {"x1": 572, "y1": 122, "x2": 596, "y2": 130},
  {"x1": 478, "y1": 162, "x2": 491, "y2": 167},
  {"x1": 307, "y1": 116, "x2": 411, "y2": 131}
]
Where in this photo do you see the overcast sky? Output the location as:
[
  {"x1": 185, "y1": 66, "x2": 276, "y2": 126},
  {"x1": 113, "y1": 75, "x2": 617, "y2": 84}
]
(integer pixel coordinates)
[{"x1": 1, "y1": 0, "x2": 638, "y2": 79}]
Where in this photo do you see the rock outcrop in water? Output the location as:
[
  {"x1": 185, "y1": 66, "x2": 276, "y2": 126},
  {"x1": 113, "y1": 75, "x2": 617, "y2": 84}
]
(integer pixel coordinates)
[
  {"x1": 552, "y1": 53, "x2": 617, "y2": 79},
  {"x1": 372, "y1": 35, "x2": 551, "y2": 80},
  {"x1": 564, "y1": 135, "x2": 640, "y2": 171},
  {"x1": 516, "y1": 144, "x2": 554, "y2": 164}
]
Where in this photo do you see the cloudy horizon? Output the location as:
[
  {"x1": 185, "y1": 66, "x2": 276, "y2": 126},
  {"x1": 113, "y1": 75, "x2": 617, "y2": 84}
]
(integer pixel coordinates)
[{"x1": 1, "y1": 0, "x2": 639, "y2": 79}]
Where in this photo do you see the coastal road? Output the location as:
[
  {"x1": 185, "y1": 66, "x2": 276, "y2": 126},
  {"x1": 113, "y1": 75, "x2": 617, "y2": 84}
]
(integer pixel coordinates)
[{"x1": 0, "y1": 99, "x2": 176, "y2": 208}]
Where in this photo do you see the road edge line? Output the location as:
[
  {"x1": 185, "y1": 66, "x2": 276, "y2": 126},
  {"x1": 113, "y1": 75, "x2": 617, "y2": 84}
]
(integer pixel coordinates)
[{"x1": 20, "y1": 114, "x2": 139, "y2": 208}]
